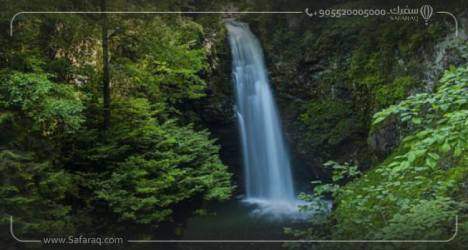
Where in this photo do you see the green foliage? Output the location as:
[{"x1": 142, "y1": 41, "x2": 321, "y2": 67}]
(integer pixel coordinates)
[
  {"x1": 79, "y1": 15, "x2": 233, "y2": 228},
  {"x1": 0, "y1": 70, "x2": 84, "y2": 237},
  {"x1": 289, "y1": 65, "x2": 467, "y2": 249},
  {"x1": 113, "y1": 17, "x2": 208, "y2": 107},
  {"x1": 304, "y1": 160, "x2": 361, "y2": 205},
  {"x1": 372, "y1": 66, "x2": 468, "y2": 129},
  {"x1": 285, "y1": 160, "x2": 360, "y2": 248},
  {"x1": 85, "y1": 98, "x2": 232, "y2": 225},
  {"x1": 1, "y1": 71, "x2": 85, "y2": 140},
  {"x1": 331, "y1": 66, "x2": 468, "y2": 245},
  {"x1": 375, "y1": 76, "x2": 415, "y2": 108},
  {"x1": 344, "y1": 20, "x2": 430, "y2": 113},
  {"x1": 371, "y1": 197, "x2": 459, "y2": 240},
  {"x1": 0, "y1": 2, "x2": 233, "y2": 239},
  {"x1": 0, "y1": 150, "x2": 76, "y2": 236}
]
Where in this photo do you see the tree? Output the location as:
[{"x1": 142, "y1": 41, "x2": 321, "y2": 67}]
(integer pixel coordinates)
[
  {"x1": 101, "y1": 0, "x2": 111, "y2": 129},
  {"x1": 0, "y1": 71, "x2": 84, "y2": 238}
]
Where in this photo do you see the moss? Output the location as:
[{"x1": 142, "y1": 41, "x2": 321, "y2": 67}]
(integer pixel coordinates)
[
  {"x1": 374, "y1": 76, "x2": 416, "y2": 108},
  {"x1": 246, "y1": 0, "x2": 450, "y2": 169},
  {"x1": 298, "y1": 98, "x2": 362, "y2": 154}
]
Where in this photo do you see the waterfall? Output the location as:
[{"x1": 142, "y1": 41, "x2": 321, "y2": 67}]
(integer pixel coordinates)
[{"x1": 226, "y1": 21, "x2": 302, "y2": 215}]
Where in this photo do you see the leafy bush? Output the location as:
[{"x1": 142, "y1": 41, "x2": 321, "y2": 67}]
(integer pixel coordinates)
[
  {"x1": 290, "y1": 66, "x2": 467, "y2": 249},
  {"x1": 284, "y1": 160, "x2": 360, "y2": 248},
  {"x1": 334, "y1": 65, "x2": 467, "y2": 243}
]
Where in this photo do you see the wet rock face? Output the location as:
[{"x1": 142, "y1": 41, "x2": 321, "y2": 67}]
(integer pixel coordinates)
[
  {"x1": 368, "y1": 118, "x2": 400, "y2": 158},
  {"x1": 193, "y1": 22, "x2": 235, "y2": 126},
  {"x1": 204, "y1": 4, "x2": 465, "y2": 182},
  {"x1": 197, "y1": 95, "x2": 235, "y2": 125}
]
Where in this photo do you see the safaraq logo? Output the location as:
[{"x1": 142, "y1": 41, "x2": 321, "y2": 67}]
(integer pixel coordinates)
[{"x1": 420, "y1": 5, "x2": 434, "y2": 25}]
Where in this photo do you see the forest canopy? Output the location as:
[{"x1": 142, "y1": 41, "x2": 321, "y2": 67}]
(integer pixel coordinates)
[{"x1": 0, "y1": 0, "x2": 233, "y2": 240}]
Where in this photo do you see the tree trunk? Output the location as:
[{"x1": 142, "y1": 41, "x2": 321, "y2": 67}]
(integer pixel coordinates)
[{"x1": 101, "y1": 0, "x2": 110, "y2": 130}]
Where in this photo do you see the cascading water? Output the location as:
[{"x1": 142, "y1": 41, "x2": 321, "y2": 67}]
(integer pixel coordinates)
[{"x1": 226, "y1": 21, "x2": 304, "y2": 216}]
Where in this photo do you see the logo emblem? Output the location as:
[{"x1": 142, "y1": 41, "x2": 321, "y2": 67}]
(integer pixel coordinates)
[{"x1": 420, "y1": 5, "x2": 434, "y2": 25}]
